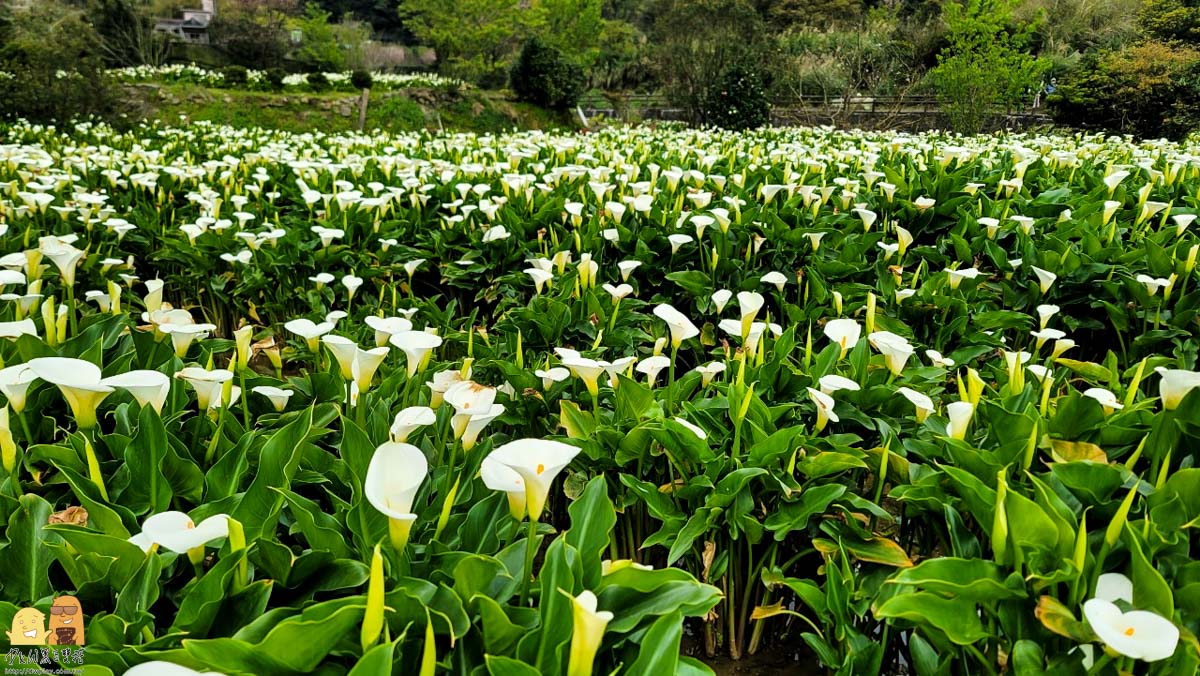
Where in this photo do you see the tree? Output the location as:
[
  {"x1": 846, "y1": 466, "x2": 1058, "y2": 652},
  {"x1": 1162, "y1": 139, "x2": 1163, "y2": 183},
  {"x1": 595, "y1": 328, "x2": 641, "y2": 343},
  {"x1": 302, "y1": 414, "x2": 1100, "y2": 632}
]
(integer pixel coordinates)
[
  {"x1": 0, "y1": 0, "x2": 111, "y2": 122},
  {"x1": 647, "y1": 0, "x2": 767, "y2": 122},
  {"x1": 928, "y1": 0, "x2": 1050, "y2": 132},
  {"x1": 1137, "y1": 0, "x2": 1200, "y2": 45},
  {"x1": 703, "y1": 64, "x2": 771, "y2": 129},
  {"x1": 509, "y1": 36, "x2": 585, "y2": 109},
  {"x1": 540, "y1": 0, "x2": 603, "y2": 64},
  {"x1": 292, "y1": 3, "x2": 346, "y2": 71},
  {"x1": 92, "y1": 0, "x2": 173, "y2": 67},
  {"x1": 209, "y1": 0, "x2": 299, "y2": 70},
  {"x1": 401, "y1": 0, "x2": 543, "y2": 87}
]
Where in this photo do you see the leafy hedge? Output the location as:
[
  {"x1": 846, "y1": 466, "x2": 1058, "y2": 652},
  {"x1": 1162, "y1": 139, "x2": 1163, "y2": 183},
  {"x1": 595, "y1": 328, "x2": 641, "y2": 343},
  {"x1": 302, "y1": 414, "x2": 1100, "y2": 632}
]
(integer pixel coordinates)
[
  {"x1": 509, "y1": 37, "x2": 585, "y2": 111},
  {"x1": 1050, "y1": 41, "x2": 1200, "y2": 140}
]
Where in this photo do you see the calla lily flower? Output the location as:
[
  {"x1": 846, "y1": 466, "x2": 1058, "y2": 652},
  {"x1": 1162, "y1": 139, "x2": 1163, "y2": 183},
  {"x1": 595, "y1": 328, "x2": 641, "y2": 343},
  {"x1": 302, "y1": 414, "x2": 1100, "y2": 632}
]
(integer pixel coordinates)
[
  {"x1": 761, "y1": 271, "x2": 788, "y2": 292},
  {"x1": 461, "y1": 404, "x2": 504, "y2": 450},
  {"x1": 27, "y1": 357, "x2": 115, "y2": 430},
  {"x1": 390, "y1": 406, "x2": 436, "y2": 443},
  {"x1": 101, "y1": 370, "x2": 171, "y2": 413},
  {"x1": 673, "y1": 417, "x2": 706, "y2": 439},
  {"x1": 352, "y1": 346, "x2": 390, "y2": 393},
  {"x1": 161, "y1": 322, "x2": 216, "y2": 358},
  {"x1": 1082, "y1": 597, "x2": 1178, "y2": 662},
  {"x1": 285, "y1": 318, "x2": 335, "y2": 352},
  {"x1": 1083, "y1": 387, "x2": 1123, "y2": 415},
  {"x1": 737, "y1": 291, "x2": 764, "y2": 339},
  {"x1": 653, "y1": 304, "x2": 699, "y2": 349},
  {"x1": 1155, "y1": 367, "x2": 1200, "y2": 410},
  {"x1": 364, "y1": 316, "x2": 413, "y2": 348},
  {"x1": 868, "y1": 331, "x2": 914, "y2": 376},
  {"x1": 565, "y1": 589, "x2": 615, "y2": 676},
  {"x1": 824, "y1": 318, "x2": 861, "y2": 358},
  {"x1": 389, "y1": 330, "x2": 443, "y2": 377},
  {"x1": 807, "y1": 387, "x2": 838, "y2": 431},
  {"x1": 695, "y1": 361, "x2": 726, "y2": 386},
  {"x1": 0, "y1": 319, "x2": 38, "y2": 340},
  {"x1": 175, "y1": 367, "x2": 234, "y2": 411},
  {"x1": 128, "y1": 511, "x2": 230, "y2": 554},
  {"x1": 711, "y1": 289, "x2": 732, "y2": 313},
  {"x1": 897, "y1": 387, "x2": 934, "y2": 422},
  {"x1": 946, "y1": 401, "x2": 974, "y2": 440},
  {"x1": 1031, "y1": 266, "x2": 1057, "y2": 295},
  {"x1": 636, "y1": 355, "x2": 671, "y2": 387},
  {"x1": 535, "y1": 367, "x2": 570, "y2": 390},
  {"x1": 1036, "y1": 304, "x2": 1060, "y2": 330},
  {"x1": 617, "y1": 260, "x2": 641, "y2": 281},
  {"x1": 486, "y1": 439, "x2": 580, "y2": 520},
  {"x1": 38, "y1": 238, "x2": 85, "y2": 287},
  {"x1": 365, "y1": 441, "x2": 428, "y2": 551},
  {"x1": 0, "y1": 364, "x2": 37, "y2": 413},
  {"x1": 481, "y1": 454, "x2": 527, "y2": 519},
  {"x1": 427, "y1": 369, "x2": 465, "y2": 408},
  {"x1": 251, "y1": 385, "x2": 293, "y2": 412},
  {"x1": 945, "y1": 267, "x2": 980, "y2": 290},
  {"x1": 818, "y1": 374, "x2": 860, "y2": 395},
  {"x1": 445, "y1": 381, "x2": 497, "y2": 438}
]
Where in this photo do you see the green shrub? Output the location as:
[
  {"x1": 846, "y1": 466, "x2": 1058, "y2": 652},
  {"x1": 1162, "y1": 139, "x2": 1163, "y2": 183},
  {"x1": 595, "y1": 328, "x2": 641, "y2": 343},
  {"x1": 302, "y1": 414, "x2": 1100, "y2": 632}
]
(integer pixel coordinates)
[
  {"x1": 1049, "y1": 41, "x2": 1200, "y2": 140},
  {"x1": 350, "y1": 69, "x2": 373, "y2": 90},
  {"x1": 0, "y1": 1, "x2": 112, "y2": 123},
  {"x1": 509, "y1": 37, "x2": 585, "y2": 111},
  {"x1": 221, "y1": 65, "x2": 249, "y2": 87},
  {"x1": 265, "y1": 68, "x2": 286, "y2": 91},
  {"x1": 307, "y1": 71, "x2": 331, "y2": 92},
  {"x1": 703, "y1": 65, "x2": 771, "y2": 130}
]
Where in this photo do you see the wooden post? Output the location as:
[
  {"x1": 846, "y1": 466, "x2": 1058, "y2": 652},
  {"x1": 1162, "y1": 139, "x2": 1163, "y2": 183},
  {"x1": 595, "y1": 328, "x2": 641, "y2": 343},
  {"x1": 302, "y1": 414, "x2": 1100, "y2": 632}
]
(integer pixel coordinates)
[{"x1": 357, "y1": 87, "x2": 370, "y2": 132}]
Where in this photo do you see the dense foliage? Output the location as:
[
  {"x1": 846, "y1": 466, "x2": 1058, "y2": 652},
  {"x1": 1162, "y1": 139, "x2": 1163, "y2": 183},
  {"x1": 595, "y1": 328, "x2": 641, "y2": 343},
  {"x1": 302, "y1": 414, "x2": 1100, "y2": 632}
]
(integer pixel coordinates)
[
  {"x1": 509, "y1": 37, "x2": 585, "y2": 111},
  {"x1": 1050, "y1": 43, "x2": 1200, "y2": 141},
  {"x1": 702, "y1": 65, "x2": 771, "y2": 130},
  {"x1": 0, "y1": 120, "x2": 1199, "y2": 674}
]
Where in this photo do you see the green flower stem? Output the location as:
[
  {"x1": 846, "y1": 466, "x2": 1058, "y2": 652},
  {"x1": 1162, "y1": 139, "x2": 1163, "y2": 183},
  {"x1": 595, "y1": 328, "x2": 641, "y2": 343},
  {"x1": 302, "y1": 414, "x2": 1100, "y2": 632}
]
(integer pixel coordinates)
[
  {"x1": 238, "y1": 370, "x2": 250, "y2": 430},
  {"x1": 520, "y1": 516, "x2": 538, "y2": 607}
]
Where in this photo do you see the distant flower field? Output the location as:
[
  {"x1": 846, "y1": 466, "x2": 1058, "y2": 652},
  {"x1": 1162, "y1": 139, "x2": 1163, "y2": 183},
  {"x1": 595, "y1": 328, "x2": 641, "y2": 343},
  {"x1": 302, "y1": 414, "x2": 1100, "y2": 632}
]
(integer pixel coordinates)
[
  {"x1": 108, "y1": 63, "x2": 465, "y2": 91},
  {"x1": 0, "y1": 119, "x2": 1197, "y2": 675}
]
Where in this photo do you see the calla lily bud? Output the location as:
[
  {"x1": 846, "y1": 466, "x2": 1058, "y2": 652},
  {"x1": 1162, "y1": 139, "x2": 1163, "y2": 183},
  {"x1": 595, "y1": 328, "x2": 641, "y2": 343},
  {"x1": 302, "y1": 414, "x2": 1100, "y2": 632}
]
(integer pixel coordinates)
[
  {"x1": 361, "y1": 544, "x2": 385, "y2": 654},
  {"x1": 234, "y1": 325, "x2": 253, "y2": 370},
  {"x1": 41, "y1": 295, "x2": 57, "y2": 347},
  {"x1": 865, "y1": 292, "x2": 876, "y2": 334},
  {"x1": 1186, "y1": 244, "x2": 1198, "y2": 274},
  {"x1": 0, "y1": 406, "x2": 17, "y2": 475},
  {"x1": 966, "y1": 368, "x2": 985, "y2": 405}
]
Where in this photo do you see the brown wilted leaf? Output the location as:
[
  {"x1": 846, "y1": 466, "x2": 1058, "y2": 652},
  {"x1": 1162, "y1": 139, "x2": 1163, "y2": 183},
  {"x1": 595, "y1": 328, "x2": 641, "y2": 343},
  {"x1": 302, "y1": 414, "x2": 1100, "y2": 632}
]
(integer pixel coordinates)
[
  {"x1": 49, "y1": 506, "x2": 88, "y2": 527},
  {"x1": 701, "y1": 541, "x2": 716, "y2": 582}
]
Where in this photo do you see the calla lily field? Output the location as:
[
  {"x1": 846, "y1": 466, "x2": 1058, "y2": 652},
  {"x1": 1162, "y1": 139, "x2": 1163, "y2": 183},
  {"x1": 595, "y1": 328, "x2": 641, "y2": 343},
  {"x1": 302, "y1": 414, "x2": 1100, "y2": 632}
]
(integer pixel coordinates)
[{"x1": 0, "y1": 118, "x2": 1199, "y2": 675}]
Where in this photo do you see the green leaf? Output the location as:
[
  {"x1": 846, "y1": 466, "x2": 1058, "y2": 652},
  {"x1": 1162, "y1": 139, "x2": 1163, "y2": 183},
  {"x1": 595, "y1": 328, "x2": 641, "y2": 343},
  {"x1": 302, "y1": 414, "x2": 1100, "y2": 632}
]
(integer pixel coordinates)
[
  {"x1": 275, "y1": 488, "x2": 352, "y2": 558},
  {"x1": 627, "y1": 610, "x2": 683, "y2": 675},
  {"x1": 889, "y1": 557, "x2": 1027, "y2": 602},
  {"x1": 765, "y1": 484, "x2": 845, "y2": 540},
  {"x1": 1127, "y1": 527, "x2": 1174, "y2": 618},
  {"x1": 121, "y1": 404, "x2": 172, "y2": 514},
  {"x1": 0, "y1": 494, "x2": 55, "y2": 604},
  {"x1": 231, "y1": 406, "x2": 315, "y2": 542},
  {"x1": 170, "y1": 549, "x2": 248, "y2": 638},
  {"x1": 486, "y1": 655, "x2": 541, "y2": 676},
  {"x1": 185, "y1": 597, "x2": 365, "y2": 673},
  {"x1": 873, "y1": 592, "x2": 988, "y2": 645},
  {"x1": 565, "y1": 476, "x2": 616, "y2": 588},
  {"x1": 348, "y1": 638, "x2": 400, "y2": 676}
]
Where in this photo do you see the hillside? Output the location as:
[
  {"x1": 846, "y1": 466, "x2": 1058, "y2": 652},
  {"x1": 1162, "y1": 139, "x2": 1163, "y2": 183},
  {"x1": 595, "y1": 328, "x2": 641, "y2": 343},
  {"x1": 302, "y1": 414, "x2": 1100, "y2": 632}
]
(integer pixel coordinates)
[{"x1": 117, "y1": 82, "x2": 576, "y2": 134}]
